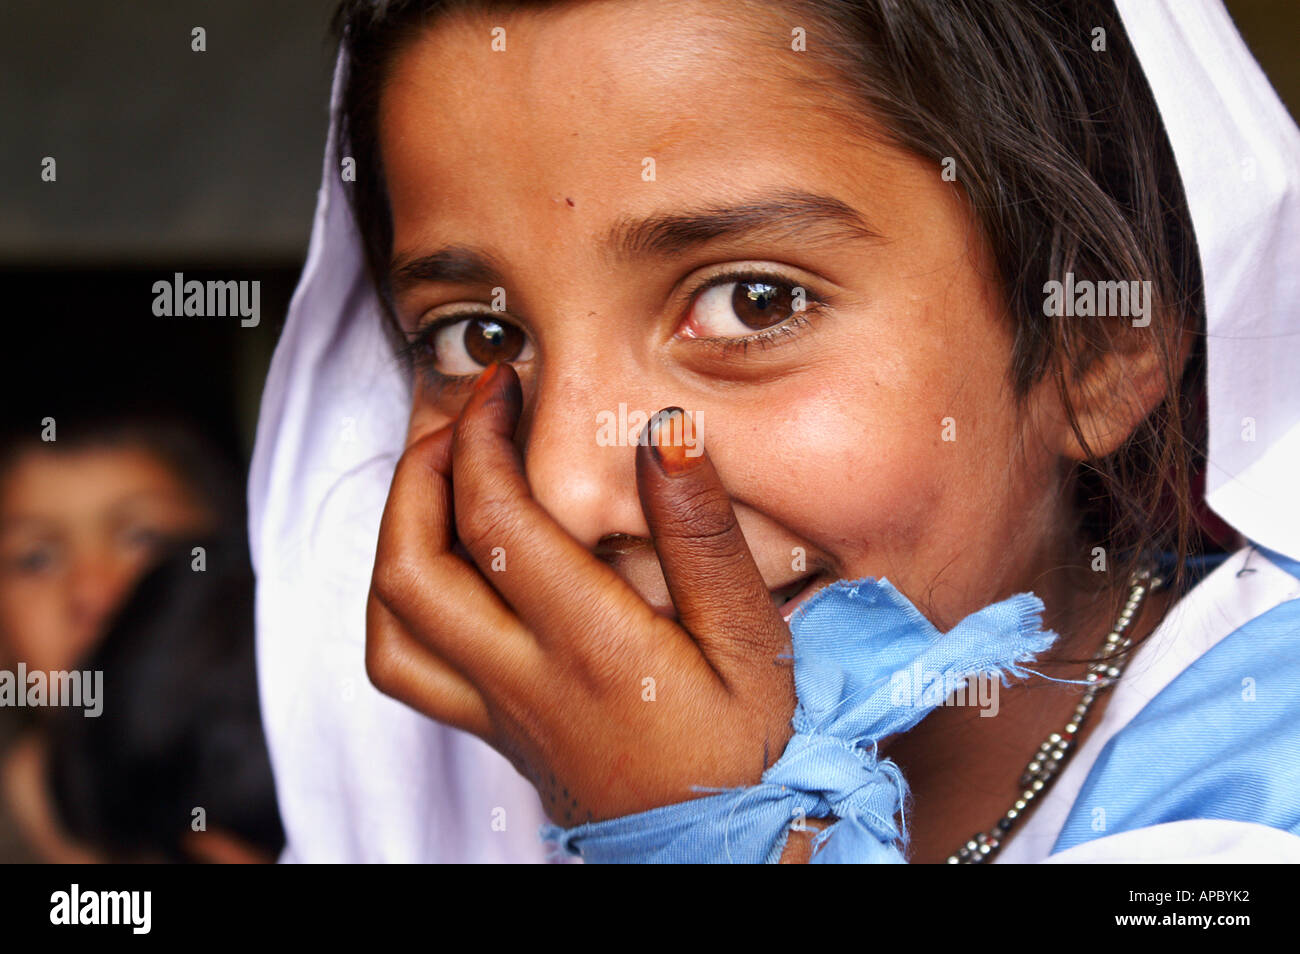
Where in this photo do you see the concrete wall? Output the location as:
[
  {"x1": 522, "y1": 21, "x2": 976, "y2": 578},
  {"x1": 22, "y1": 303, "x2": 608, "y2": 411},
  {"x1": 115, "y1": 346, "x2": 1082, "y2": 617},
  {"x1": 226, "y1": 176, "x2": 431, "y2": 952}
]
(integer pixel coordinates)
[{"x1": 1, "y1": 0, "x2": 337, "y2": 264}]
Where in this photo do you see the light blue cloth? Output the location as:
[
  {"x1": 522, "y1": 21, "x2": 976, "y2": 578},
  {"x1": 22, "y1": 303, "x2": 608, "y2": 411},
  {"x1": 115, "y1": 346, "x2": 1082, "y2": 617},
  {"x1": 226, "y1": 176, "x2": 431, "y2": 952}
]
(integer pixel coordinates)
[
  {"x1": 1051, "y1": 546, "x2": 1300, "y2": 852},
  {"x1": 541, "y1": 576, "x2": 1058, "y2": 863}
]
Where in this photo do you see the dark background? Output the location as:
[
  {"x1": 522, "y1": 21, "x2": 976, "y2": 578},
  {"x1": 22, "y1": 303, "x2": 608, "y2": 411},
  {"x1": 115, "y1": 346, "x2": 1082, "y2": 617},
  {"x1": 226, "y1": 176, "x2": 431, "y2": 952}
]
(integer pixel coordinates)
[{"x1": 1, "y1": 0, "x2": 339, "y2": 462}]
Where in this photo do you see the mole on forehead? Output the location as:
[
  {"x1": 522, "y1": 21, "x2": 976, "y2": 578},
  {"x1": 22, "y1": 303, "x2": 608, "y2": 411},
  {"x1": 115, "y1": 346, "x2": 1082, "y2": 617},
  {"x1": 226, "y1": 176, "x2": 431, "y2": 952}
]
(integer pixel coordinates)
[{"x1": 388, "y1": 190, "x2": 879, "y2": 294}]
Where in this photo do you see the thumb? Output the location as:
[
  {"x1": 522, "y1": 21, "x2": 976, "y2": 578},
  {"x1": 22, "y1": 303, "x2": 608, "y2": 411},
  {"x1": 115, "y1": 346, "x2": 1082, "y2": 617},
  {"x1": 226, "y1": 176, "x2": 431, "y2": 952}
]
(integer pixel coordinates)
[{"x1": 635, "y1": 407, "x2": 790, "y2": 689}]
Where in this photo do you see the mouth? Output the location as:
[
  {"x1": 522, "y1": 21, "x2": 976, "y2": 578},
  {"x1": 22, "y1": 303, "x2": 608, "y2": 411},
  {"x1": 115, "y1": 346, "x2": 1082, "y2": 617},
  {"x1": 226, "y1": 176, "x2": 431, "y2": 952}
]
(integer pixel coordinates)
[
  {"x1": 770, "y1": 571, "x2": 828, "y2": 622},
  {"x1": 644, "y1": 570, "x2": 829, "y2": 622}
]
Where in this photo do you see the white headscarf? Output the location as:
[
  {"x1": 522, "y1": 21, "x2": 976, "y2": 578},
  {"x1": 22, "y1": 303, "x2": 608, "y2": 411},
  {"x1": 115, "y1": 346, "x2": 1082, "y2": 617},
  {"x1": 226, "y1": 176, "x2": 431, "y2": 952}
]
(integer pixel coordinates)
[
  {"x1": 247, "y1": 0, "x2": 1300, "y2": 862},
  {"x1": 1114, "y1": 0, "x2": 1300, "y2": 556},
  {"x1": 246, "y1": 47, "x2": 552, "y2": 863}
]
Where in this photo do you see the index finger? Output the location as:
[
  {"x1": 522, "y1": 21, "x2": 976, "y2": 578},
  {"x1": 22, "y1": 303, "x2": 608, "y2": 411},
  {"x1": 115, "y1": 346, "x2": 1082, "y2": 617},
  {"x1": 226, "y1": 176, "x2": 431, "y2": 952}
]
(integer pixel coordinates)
[
  {"x1": 450, "y1": 362, "x2": 682, "y2": 659},
  {"x1": 635, "y1": 407, "x2": 792, "y2": 691}
]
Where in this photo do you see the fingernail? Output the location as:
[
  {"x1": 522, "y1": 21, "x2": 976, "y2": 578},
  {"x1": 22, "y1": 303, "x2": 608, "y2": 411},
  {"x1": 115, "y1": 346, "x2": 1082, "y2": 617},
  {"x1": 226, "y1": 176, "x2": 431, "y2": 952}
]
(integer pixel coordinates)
[
  {"x1": 471, "y1": 361, "x2": 502, "y2": 396},
  {"x1": 646, "y1": 407, "x2": 702, "y2": 476}
]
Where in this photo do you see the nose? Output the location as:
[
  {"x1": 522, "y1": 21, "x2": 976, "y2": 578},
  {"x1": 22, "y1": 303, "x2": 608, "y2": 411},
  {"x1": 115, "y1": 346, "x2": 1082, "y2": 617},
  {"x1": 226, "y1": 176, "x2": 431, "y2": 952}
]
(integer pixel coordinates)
[
  {"x1": 66, "y1": 549, "x2": 136, "y2": 640},
  {"x1": 517, "y1": 357, "x2": 663, "y2": 551}
]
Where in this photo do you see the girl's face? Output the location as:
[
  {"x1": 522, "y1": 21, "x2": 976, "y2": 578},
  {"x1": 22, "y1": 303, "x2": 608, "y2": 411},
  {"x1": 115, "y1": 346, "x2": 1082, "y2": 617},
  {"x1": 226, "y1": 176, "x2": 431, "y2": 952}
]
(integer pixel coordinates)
[
  {"x1": 381, "y1": 0, "x2": 1076, "y2": 629},
  {"x1": 0, "y1": 445, "x2": 213, "y2": 672}
]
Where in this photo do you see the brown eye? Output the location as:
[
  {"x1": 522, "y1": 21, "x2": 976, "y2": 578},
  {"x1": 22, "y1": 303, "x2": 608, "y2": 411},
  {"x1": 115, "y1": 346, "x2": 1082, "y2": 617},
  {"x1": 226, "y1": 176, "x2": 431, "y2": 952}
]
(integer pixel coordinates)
[
  {"x1": 731, "y1": 280, "x2": 796, "y2": 330},
  {"x1": 418, "y1": 314, "x2": 535, "y2": 377},
  {"x1": 463, "y1": 317, "x2": 526, "y2": 365},
  {"x1": 686, "y1": 276, "x2": 809, "y2": 338}
]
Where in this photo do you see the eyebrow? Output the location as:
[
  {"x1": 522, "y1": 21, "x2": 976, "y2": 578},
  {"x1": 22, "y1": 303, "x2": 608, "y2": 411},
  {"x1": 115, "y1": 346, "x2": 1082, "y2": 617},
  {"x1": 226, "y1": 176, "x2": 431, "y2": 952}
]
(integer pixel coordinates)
[
  {"x1": 388, "y1": 190, "x2": 879, "y2": 295},
  {"x1": 0, "y1": 517, "x2": 53, "y2": 536},
  {"x1": 611, "y1": 190, "x2": 879, "y2": 259},
  {"x1": 107, "y1": 490, "x2": 193, "y2": 516},
  {"x1": 0, "y1": 490, "x2": 189, "y2": 532}
]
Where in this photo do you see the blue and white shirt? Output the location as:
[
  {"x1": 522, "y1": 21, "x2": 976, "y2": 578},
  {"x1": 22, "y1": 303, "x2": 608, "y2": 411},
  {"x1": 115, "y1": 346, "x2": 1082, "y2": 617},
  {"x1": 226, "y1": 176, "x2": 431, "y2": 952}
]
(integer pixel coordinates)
[{"x1": 999, "y1": 545, "x2": 1300, "y2": 863}]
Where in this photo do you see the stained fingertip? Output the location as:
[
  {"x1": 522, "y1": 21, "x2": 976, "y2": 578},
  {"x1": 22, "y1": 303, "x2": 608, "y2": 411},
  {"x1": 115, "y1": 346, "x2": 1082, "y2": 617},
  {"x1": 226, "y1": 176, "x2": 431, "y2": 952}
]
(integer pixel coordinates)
[
  {"x1": 471, "y1": 360, "x2": 503, "y2": 396},
  {"x1": 642, "y1": 407, "x2": 705, "y2": 477},
  {"x1": 466, "y1": 360, "x2": 522, "y2": 424}
]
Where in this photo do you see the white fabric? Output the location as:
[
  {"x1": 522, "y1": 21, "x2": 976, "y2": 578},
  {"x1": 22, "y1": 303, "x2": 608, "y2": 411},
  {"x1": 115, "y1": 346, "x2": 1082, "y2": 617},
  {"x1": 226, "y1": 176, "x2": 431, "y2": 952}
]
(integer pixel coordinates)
[
  {"x1": 997, "y1": 545, "x2": 1300, "y2": 862},
  {"x1": 248, "y1": 52, "x2": 552, "y2": 863},
  {"x1": 1114, "y1": 0, "x2": 1300, "y2": 563},
  {"x1": 247, "y1": 0, "x2": 1300, "y2": 862}
]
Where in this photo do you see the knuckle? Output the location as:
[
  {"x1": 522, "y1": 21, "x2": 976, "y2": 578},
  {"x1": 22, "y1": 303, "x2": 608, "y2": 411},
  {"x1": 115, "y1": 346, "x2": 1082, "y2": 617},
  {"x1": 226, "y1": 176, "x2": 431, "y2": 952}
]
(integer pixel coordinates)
[
  {"x1": 371, "y1": 549, "x2": 424, "y2": 610},
  {"x1": 569, "y1": 631, "x2": 626, "y2": 695},
  {"x1": 664, "y1": 483, "x2": 738, "y2": 544},
  {"x1": 408, "y1": 424, "x2": 450, "y2": 464},
  {"x1": 456, "y1": 493, "x2": 519, "y2": 556},
  {"x1": 536, "y1": 590, "x2": 629, "y2": 690},
  {"x1": 716, "y1": 622, "x2": 783, "y2": 669},
  {"x1": 725, "y1": 622, "x2": 793, "y2": 684},
  {"x1": 571, "y1": 606, "x2": 661, "y2": 697},
  {"x1": 364, "y1": 614, "x2": 401, "y2": 697},
  {"x1": 393, "y1": 433, "x2": 437, "y2": 487}
]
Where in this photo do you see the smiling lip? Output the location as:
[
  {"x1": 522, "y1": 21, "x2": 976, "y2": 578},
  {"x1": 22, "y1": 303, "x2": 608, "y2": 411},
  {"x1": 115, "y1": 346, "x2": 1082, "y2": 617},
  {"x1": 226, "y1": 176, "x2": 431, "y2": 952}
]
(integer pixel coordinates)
[
  {"x1": 645, "y1": 571, "x2": 825, "y2": 622},
  {"x1": 775, "y1": 573, "x2": 826, "y2": 622}
]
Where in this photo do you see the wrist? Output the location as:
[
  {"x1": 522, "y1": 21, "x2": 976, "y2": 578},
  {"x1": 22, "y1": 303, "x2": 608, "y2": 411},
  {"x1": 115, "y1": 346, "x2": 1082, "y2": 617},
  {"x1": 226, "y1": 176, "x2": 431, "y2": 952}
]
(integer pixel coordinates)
[{"x1": 778, "y1": 815, "x2": 835, "y2": 863}]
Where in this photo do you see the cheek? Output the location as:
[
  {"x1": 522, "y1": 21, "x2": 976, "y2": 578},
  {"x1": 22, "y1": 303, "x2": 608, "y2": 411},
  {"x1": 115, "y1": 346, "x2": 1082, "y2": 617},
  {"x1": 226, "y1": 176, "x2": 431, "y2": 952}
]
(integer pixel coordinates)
[
  {"x1": 705, "y1": 347, "x2": 1035, "y2": 585},
  {"x1": 0, "y1": 580, "x2": 63, "y2": 661},
  {"x1": 709, "y1": 377, "x2": 952, "y2": 566}
]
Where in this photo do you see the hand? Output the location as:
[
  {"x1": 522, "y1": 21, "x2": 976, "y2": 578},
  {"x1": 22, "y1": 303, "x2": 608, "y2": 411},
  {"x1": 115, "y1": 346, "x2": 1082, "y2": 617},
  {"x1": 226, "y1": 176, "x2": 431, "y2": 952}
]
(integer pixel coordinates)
[{"x1": 365, "y1": 361, "x2": 797, "y2": 826}]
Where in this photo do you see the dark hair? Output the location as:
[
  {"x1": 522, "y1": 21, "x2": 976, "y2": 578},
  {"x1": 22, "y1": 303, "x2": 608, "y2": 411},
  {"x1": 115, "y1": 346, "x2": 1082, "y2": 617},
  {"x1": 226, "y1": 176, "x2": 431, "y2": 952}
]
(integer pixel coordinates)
[
  {"x1": 0, "y1": 402, "x2": 245, "y2": 533},
  {"x1": 44, "y1": 532, "x2": 284, "y2": 862},
  {"x1": 330, "y1": 0, "x2": 1214, "y2": 616}
]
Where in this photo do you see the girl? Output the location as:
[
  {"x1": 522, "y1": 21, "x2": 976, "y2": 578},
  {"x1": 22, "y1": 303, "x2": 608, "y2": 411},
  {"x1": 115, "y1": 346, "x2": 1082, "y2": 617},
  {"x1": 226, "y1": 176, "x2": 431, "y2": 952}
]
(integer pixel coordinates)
[
  {"x1": 0, "y1": 413, "x2": 224, "y2": 675},
  {"x1": 0, "y1": 410, "x2": 234, "y2": 861},
  {"x1": 249, "y1": 0, "x2": 1300, "y2": 862}
]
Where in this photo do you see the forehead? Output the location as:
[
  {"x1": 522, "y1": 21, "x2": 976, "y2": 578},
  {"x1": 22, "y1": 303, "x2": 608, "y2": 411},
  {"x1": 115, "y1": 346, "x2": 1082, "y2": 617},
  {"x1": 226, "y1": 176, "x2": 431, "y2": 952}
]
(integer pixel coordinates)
[
  {"x1": 381, "y1": 0, "x2": 790, "y2": 149},
  {"x1": 0, "y1": 447, "x2": 184, "y2": 524},
  {"x1": 377, "y1": 0, "x2": 893, "y2": 251}
]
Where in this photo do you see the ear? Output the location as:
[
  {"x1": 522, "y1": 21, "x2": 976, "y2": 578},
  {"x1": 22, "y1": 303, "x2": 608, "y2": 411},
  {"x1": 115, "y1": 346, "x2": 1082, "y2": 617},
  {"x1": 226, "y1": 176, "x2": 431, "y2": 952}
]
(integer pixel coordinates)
[{"x1": 1036, "y1": 322, "x2": 1194, "y2": 462}]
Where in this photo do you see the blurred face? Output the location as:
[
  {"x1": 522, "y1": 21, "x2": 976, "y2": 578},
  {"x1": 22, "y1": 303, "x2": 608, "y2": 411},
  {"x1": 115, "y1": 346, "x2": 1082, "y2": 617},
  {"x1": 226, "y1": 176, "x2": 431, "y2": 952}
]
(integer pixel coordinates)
[
  {"x1": 0, "y1": 445, "x2": 213, "y2": 672},
  {"x1": 380, "y1": 0, "x2": 1079, "y2": 632}
]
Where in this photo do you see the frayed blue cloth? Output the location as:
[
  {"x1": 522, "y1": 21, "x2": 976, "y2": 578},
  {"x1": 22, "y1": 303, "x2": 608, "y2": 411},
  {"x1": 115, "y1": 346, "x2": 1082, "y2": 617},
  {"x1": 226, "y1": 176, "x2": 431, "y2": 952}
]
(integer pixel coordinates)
[{"x1": 541, "y1": 576, "x2": 1058, "y2": 863}]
